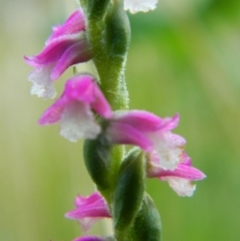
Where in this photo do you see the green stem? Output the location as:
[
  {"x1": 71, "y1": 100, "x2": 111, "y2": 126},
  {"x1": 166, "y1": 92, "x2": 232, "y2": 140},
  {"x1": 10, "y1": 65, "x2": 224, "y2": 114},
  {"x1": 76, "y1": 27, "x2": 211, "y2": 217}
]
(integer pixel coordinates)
[
  {"x1": 87, "y1": 0, "x2": 130, "y2": 110},
  {"x1": 84, "y1": 0, "x2": 131, "y2": 201}
]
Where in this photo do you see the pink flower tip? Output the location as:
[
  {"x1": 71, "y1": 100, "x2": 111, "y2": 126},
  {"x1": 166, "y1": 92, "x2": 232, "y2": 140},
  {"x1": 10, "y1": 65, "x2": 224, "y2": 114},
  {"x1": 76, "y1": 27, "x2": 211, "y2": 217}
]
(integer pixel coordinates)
[{"x1": 65, "y1": 191, "x2": 111, "y2": 232}]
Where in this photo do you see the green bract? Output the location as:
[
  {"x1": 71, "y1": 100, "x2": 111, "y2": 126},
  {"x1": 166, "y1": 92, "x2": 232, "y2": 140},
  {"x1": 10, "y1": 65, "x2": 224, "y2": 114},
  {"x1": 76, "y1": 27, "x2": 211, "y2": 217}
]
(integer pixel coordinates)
[{"x1": 113, "y1": 150, "x2": 145, "y2": 239}]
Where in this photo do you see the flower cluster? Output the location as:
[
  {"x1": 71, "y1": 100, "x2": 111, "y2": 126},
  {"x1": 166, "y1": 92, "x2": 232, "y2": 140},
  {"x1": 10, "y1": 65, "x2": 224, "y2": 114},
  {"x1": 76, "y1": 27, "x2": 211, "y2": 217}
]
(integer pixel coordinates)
[{"x1": 25, "y1": 1, "x2": 205, "y2": 241}]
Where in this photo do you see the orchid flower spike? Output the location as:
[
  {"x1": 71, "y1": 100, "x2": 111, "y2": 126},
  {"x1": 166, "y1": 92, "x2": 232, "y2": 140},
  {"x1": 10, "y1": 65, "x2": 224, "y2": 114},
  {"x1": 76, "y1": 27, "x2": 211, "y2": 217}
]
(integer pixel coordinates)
[
  {"x1": 147, "y1": 151, "x2": 206, "y2": 196},
  {"x1": 124, "y1": 0, "x2": 158, "y2": 14},
  {"x1": 106, "y1": 110, "x2": 186, "y2": 170},
  {"x1": 38, "y1": 74, "x2": 112, "y2": 142},
  {"x1": 25, "y1": 9, "x2": 91, "y2": 99},
  {"x1": 65, "y1": 191, "x2": 111, "y2": 232}
]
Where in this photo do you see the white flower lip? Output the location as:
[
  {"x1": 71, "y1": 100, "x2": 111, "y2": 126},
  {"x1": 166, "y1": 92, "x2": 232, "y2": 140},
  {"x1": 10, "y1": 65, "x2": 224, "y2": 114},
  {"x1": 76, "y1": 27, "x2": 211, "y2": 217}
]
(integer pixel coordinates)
[{"x1": 124, "y1": 0, "x2": 158, "y2": 14}]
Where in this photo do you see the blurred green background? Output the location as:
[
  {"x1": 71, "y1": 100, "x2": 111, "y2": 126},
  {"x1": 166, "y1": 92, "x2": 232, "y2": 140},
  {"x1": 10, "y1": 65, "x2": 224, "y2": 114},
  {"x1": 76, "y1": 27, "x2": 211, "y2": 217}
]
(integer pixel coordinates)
[{"x1": 1, "y1": 0, "x2": 240, "y2": 240}]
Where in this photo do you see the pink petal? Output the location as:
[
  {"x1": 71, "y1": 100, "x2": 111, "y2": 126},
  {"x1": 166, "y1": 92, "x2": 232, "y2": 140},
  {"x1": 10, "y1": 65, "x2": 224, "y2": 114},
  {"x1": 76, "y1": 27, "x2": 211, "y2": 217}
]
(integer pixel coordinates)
[
  {"x1": 66, "y1": 192, "x2": 110, "y2": 219},
  {"x1": 51, "y1": 35, "x2": 91, "y2": 80},
  {"x1": 154, "y1": 162, "x2": 206, "y2": 180},
  {"x1": 38, "y1": 97, "x2": 67, "y2": 125},
  {"x1": 25, "y1": 33, "x2": 81, "y2": 67},
  {"x1": 91, "y1": 84, "x2": 112, "y2": 119},
  {"x1": 110, "y1": 111, "x2": 179, "y2": 134},
  {"x1": 65, "y1": 192, "x2": 111, "y2": 232},
  {"x1": 64, "y1": 75, "x2": 96, "y2": 103},
  {"x1": 64, "y1": 75, "x2": 112, "y2": 118},
  {"x1": 106, "y1": 122, "x2": 153, "y2": 150},
  {"x1": 112, "y1": 110, "x2": 165, "y2": 132},
  {"x1": 160, "y1": 114, "x2": 180, "y2": 131},
  {"x1": 47, "y1": 9, "x2": 86, "y2": 43}
]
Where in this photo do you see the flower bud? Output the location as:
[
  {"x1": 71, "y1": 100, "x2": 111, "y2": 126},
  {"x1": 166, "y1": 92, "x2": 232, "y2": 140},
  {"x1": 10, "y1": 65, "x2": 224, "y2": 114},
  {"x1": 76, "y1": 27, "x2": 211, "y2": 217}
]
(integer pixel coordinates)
[
  {"x1": 113, "y1": 149, "x2": 145, "y2": 237},
  {"x1": 84, "y1": 134, "x2": 112, "y2": 191},
  {"x1": 105, "y1": 1, "x2": 131, "y2": 59},
  {"x1": 132, "y1": 194, "x2": 162, "y2": 241}
]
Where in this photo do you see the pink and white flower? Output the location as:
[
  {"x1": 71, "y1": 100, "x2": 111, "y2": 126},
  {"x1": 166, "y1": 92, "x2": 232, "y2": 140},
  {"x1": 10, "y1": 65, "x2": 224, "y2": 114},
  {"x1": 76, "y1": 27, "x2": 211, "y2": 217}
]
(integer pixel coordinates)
[
  {"x1": 73, "y1": 236, "x2": 108, "y2": 241},
  {"x1": 106, "y1": 110, "x2": 185, "y2": 170},
  {"x1": 25, "y1": 9, "x2": 91, "y2": 99},
  {"x1": 147, "y1": 152, "x2": 206, "y2": 196},
  {"x1": 65, "y1": 191, "x2": 111, "y2": 232},
  {"x1": 124, "y1": 0, "x2": 158, "y2": 14},
  {"x1": 73, "y1": 236, "x2": 115, "y2": 241},
  {"x1": 38, "y1": 74, "x2": 112, "y2": 142}
]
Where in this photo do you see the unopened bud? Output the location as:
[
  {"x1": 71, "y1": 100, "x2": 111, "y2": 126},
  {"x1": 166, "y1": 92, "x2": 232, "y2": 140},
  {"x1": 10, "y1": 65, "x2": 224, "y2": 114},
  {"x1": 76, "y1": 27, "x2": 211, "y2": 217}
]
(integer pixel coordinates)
[{"x1": 113, "y1": 149, "x2": 145, "y2": 238}]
